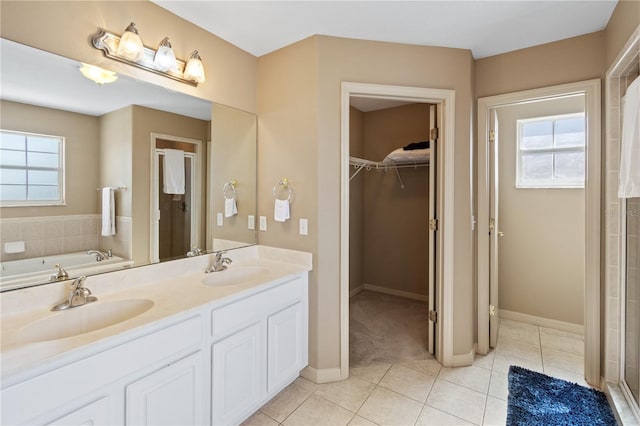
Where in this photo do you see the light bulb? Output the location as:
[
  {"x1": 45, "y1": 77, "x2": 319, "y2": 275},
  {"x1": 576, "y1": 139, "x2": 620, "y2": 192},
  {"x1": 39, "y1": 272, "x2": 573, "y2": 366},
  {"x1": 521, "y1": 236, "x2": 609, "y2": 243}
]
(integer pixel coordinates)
[
  {"x1": 116, "y1": 22, "x2": 144, "y2": 62},
  {"x1": 184, "y1": 50, "x2": 206, "y2": 84},
  {"x1": 153, "y1": 37, "x2": 178, "y2": 72}
]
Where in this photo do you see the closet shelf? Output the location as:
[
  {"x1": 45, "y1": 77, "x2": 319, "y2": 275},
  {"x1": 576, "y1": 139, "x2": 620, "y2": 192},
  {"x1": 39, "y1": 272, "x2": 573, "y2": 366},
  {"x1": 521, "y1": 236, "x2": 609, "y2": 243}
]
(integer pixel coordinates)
[{"x1": 349, "y1": 156, "x2": 429, "y2": 185}]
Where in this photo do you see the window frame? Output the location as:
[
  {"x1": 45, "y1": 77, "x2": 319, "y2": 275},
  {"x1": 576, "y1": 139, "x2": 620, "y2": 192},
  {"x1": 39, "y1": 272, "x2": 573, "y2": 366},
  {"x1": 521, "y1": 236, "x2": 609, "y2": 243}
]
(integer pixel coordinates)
[
  {"x1": 515, "y1": 113, "x2": 586, "y2": 189},
  {"x1": 0, "y1": 129, "x2": 66, "y2": 207}
]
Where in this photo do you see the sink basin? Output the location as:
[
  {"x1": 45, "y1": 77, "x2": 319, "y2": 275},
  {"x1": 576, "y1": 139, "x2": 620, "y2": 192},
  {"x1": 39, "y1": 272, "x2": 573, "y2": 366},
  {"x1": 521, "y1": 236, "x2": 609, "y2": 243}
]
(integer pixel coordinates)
[
  {"x1": 202, "y1": 266, "x2": 269, "y2": 287},
  {"x1": 18, "y1": 299, "x2": 154, "y2": 343}
]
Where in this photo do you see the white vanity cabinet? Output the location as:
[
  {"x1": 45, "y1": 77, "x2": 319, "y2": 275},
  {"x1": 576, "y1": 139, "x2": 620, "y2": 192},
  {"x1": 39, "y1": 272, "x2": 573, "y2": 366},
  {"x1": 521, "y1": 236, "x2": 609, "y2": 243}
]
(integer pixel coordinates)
[
  {"x1": 126, "y1": 351, "x2": 204, "y2": 426},
  {"x1": 1, "y1": 267, "x2": 309, "y2": 426},
  {"x1": 210, "y1": 275, "x2": 309, "y2": 426}
]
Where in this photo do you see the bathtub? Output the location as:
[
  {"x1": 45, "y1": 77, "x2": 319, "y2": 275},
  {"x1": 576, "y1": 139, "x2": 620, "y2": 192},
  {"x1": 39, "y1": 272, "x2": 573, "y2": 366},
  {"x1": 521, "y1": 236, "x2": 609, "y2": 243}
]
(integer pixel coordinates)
[{"x1": 0, "y1": 252, "x2": 133, "y2": 291}]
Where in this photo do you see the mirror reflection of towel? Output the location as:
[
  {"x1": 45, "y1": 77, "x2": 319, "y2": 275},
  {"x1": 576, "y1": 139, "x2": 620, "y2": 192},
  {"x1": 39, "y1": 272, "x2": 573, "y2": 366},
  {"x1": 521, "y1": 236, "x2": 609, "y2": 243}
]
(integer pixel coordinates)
[
  {"x1": 274, "y1": 199, "x2": 290, "y2": 222},
  {"x1": 225, "y1": 198, "x2": 238, "y2": 217},
  {"x1": 101, "y1": 187, "x2": 116, "y2": 236},
  {"x1": 163, "y1": 149, "x2": 185, "y2": 194}
]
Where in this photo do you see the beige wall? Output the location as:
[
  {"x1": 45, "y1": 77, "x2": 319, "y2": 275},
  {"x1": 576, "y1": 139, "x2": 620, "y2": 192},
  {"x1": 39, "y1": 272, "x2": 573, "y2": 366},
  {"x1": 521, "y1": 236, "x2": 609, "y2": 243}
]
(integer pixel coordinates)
[
  {"x1": 349, "y1": 107, "x2": 365, "y2": 293},
  {"x1": 605, "y1": 0, "x2": 640, "y2": 69},
  {"x1": 0, "y1": 100, "x2": 100, "y2": 218},
  {"x1": 497, "y1": 96, "x2": 585, "y2": 325},
  {"x1": 0, "y1": 1, "x2": 257, "y2": 113},
  {"x1": 362, "y1": 104, "x2": 430, "y2": 296},
  {"x1": 475, "y1": 32, "x2": 606, "y2": 99}
]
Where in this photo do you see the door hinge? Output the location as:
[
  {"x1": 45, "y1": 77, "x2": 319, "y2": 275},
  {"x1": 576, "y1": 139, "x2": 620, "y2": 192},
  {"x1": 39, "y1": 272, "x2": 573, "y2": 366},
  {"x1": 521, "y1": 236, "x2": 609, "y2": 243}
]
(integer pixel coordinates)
[
  {"x1": 429, "y1": 218, "x2": 438, "y2": 231},
  {"x1": 430, "y1": 128, "x2": 439, "y2": 140},
  {"x1": 489, "y1": 218, "x2": 495, "y2": 232},
  {"x1": 489, "y1": 130, "x2": 495, "y2": 143},
  {"x1": 489, "y1": 304, "x2": 496, "y2": 318},
  {"x1": 429, "y1": 310, "x2": 438, "y2": 323}
]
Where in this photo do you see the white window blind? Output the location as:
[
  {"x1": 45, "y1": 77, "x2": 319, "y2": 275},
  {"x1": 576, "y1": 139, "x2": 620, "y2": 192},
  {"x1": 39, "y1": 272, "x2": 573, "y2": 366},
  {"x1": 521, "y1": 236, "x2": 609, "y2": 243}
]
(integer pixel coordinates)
[
  {"x1": 0, "y1": 130, "x2": 65, "y2": 206},
  {"x1": 516, "y1": 114, "x2": 585, "y2": 189}
]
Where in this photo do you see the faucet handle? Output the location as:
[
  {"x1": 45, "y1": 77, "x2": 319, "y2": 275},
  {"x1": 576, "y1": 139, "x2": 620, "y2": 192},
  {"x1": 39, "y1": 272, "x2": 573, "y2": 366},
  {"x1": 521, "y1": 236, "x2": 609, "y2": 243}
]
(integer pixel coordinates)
[{"x1": 71, "y1": 275, "x2": 87, "y2": 291}]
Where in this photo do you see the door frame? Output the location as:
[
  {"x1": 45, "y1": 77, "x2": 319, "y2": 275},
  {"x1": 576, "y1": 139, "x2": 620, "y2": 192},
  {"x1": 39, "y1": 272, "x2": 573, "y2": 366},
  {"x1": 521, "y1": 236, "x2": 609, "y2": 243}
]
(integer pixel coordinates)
[
  {"x1": 150, "y1": 133, "x2": 203, "y2": 263},
  {"x1": 340, "y1": 82, "x2": 456, "y2": 379},
  {"x1": 477, "y1": 79, "x2": 601, "y2": 386}
]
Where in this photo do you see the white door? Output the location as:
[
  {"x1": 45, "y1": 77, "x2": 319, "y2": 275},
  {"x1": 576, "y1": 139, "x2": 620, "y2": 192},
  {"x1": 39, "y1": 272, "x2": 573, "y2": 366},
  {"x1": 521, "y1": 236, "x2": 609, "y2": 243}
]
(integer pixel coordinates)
[
  {"x1": 489, "y1": 109, "x2": 500, "y2": 348},
  {"x1": 126, "y1": 352, "x2": 203, "y2": 426},
  {"x1": 428, "y1": 104, "x2": 438, "y2": 355},
  {"x1": 267, "y1": 303, "x2": 304, "y2": 392},
  {"x1": 211, "y1": 322, "x2": 265, "y2": 426}
]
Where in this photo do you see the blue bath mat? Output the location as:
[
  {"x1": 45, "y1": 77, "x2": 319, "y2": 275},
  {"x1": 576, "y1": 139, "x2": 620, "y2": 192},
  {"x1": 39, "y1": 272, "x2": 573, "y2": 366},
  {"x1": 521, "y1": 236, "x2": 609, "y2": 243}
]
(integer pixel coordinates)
[{"x1": 507, "y1": 366, "x2": 617, "y2": 425}]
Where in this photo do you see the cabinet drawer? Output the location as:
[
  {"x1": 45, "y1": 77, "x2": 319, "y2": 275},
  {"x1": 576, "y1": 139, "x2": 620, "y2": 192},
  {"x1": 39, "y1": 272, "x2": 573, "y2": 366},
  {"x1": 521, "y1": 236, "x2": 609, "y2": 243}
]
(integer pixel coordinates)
[{"x1": 211, "y1": 277, "x2": 302, "y2": 340}]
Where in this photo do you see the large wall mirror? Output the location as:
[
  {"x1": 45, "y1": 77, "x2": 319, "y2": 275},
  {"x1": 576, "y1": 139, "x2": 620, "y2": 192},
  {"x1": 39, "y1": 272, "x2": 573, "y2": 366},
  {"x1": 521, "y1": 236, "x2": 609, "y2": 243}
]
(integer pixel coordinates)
[{"x1": 0, "y1": 39, "x2": 257, "y2": 291}]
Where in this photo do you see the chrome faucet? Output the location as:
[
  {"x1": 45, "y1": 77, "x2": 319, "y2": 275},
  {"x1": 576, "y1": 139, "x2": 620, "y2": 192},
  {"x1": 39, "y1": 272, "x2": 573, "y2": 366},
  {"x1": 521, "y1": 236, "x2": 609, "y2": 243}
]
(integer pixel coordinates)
[
  {"x1": 87, "y1": 249, "x2": 111, "y2": 261},
  {"x1": 186, "y1": 246, "x2": 203, "y2": 257},
  {"x1": 206, "y1": 251, "x2": 232, "y2": 273},
  {"x1": 51, "y1": 276, "x2": 97, "y2": 311},
  {"x1": 52, "y1": 264, "x2": 69, "y2": 281}
]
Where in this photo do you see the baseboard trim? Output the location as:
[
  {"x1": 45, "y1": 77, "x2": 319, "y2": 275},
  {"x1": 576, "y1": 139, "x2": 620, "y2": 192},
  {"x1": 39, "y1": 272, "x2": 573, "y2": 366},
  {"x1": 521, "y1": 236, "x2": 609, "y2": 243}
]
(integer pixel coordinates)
[
  {"x1": 500, "y1": 309, "x2": 584, "y2": 335},
  {"x1": 358, "y1": 283, "x2": 428, "y2": 302},
  {"x1": 444, "y1": 344, "x2": 475, "y2": 367},
  {"x1": 300, "y1": 366, "x2": 343, "y2": 384},
  {"x1": 349, "y1": 285, "x2": 364, "y2": 298}
]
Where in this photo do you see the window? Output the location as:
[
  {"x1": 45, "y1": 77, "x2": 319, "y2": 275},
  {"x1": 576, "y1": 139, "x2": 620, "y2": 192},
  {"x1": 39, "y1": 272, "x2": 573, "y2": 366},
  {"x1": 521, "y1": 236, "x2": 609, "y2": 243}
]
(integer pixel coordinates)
[
  {"x1": 516, "y1": 114, "x2": 585, "y2": 188},
  {"x1": 0, "y1": 130, "x2": 64, "y2": 206}
]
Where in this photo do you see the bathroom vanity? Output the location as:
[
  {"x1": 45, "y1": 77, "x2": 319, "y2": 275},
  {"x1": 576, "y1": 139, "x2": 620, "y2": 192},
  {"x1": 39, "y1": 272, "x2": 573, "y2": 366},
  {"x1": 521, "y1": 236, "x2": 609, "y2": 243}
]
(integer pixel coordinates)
[{"x1": 0, "y1": 246, "x2": 311, "y2": 426}]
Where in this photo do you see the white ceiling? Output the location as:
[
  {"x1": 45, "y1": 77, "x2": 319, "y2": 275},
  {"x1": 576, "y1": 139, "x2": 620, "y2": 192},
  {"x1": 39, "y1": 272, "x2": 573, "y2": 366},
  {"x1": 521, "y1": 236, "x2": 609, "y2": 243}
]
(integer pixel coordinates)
[
  {"x1": 0, "y1": 39, "x2": 212, "y2": 120},
  {"x1": 153, "y1": 0, "x2": 617, "y2": 59}
]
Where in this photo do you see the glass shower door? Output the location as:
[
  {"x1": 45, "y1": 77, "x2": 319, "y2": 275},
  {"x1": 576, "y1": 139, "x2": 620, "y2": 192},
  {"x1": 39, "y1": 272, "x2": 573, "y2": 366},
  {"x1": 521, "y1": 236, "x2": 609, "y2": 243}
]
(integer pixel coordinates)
[{"x1": 624, "y1": 197, "x2": 640, "y2": 407}]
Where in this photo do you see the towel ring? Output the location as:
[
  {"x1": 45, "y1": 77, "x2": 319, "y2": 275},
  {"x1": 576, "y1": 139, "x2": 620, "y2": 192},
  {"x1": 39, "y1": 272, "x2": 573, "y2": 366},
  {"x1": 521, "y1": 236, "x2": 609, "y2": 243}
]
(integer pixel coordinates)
[
  {"x1": 223, "y1": 181, "x2": 237, "y2": 200},
  {"x1": 273, "y1": 178, "x2": 294, "y2": 202}
]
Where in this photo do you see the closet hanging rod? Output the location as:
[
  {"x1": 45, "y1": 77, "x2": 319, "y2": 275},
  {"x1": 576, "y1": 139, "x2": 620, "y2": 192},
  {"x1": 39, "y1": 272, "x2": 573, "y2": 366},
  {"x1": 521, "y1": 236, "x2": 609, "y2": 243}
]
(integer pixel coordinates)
[
  {"x1": 96, "y1": 186, "x2": 127, "y2": 191},
  {"x1": 348, "y1": 156, "x2": 429, "y2": 182}
]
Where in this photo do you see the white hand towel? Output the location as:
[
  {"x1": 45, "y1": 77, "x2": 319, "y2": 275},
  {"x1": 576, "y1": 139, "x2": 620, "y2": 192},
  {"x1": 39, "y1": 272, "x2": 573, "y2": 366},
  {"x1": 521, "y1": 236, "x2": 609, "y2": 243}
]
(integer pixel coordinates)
[
  {"x1": 163, "y1": 149, "x2": 185, "y2": 195},
  {"x1": 619, "y1": 76, "x2": 640, "y2": 198},
  {"x1": 225, "y1": 197, "x2": 238, "y2": 217},
  {"x1": 101, "y1": 187, "x2": 116, "y2": 236},
  {"x1": 274, "y1": 199, "x2": 290, "y2": 222}
]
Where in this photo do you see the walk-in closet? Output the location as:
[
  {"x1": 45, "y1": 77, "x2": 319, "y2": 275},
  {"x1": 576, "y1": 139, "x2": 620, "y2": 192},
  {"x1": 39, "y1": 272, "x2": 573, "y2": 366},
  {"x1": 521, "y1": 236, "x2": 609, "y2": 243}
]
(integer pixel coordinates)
[{"x1": 348, "y1": 98, "x2": 436, "y2": 367}]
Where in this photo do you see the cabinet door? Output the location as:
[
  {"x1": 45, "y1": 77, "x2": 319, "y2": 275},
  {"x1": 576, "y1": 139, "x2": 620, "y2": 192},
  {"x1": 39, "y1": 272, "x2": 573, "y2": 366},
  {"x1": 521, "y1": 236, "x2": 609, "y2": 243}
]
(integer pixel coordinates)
[
  {"x1": 44, "y1": 397, "x2": 110, "y2": 426},
  {"x1": 267, "y1": 302, "x2": 303, "y2": 393},
  {"x1": 126, "y1": 352, "x2": 203, "y2": 426},
  {"x1": 211, "y1": 322, "x2": 265, "y2": 426}
]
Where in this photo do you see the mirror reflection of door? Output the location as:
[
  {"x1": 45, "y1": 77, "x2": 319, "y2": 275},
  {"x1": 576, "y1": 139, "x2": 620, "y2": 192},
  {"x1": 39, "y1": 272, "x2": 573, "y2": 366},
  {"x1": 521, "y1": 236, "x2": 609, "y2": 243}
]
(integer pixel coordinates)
[
  {"x1": 158, "y1": 154, "x2": 193, "y2": 261},
  {"x1": 151, "y1": 136, "x2": 202, "y2": 263}
]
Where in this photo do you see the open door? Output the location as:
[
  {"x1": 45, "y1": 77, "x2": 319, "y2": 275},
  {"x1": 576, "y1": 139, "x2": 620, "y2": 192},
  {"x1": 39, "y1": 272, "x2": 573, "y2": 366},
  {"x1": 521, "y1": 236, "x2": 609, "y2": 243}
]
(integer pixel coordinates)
[
  {"x1": 489, "y1": 109, "x2": 500, "y2": 348},
  {"x1": 428, "y1": 103, "x2": 438, "y2": 355}
]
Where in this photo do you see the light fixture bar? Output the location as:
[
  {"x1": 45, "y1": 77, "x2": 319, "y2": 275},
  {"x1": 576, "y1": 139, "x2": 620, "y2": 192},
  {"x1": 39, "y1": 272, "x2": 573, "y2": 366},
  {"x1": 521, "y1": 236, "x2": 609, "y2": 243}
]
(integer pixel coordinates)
[{"x1": 91, "y1": 29, "x2": 198, "y2": 87}]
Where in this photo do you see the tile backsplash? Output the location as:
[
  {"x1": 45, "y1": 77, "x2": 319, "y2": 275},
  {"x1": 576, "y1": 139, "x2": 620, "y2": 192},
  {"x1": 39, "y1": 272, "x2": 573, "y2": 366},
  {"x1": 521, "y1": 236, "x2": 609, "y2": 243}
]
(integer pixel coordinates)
[{"x1": 0, "y1": 215, "x2": 130, "y2": 262}]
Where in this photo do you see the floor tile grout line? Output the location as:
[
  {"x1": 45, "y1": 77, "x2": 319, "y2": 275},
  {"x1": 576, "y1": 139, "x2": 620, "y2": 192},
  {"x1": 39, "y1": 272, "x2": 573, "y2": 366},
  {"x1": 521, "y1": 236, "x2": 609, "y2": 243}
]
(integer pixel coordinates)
[{"x1": 436, "y1": 375, "x2": 490, "y2": 396}]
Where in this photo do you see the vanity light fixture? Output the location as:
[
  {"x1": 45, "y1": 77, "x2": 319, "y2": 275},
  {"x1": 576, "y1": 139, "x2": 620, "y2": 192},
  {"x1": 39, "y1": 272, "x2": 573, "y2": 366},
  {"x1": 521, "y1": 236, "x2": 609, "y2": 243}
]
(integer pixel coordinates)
[
  {"x1": 91, "y1": 25, "x2": 205, "y2": 86},
  {"x1": 153, "y1": 37, "x2": 178, "y2": 72},
  {"x1": 79, "y1": 63, "x2": 118, "y2": 85},
  {"x1": 183, "y1": 51, "x2": 206, "y2": 84},
  {"x1": 116, "y1": 22, "x2": 144, "y2": 62}
]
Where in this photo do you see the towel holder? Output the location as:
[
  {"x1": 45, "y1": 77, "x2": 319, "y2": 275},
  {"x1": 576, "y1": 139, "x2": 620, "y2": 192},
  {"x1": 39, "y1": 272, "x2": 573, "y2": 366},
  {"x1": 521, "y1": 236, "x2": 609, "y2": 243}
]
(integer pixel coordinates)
[
  {"x1": 223, "y1": 180, "x2": 237, "y2": 200},
  {"x1": 273, "y1": 178, "x2": 294, "y2": 202},
  {"x1": 97, "y1": 186, "x2": 127, "y2": 191}
]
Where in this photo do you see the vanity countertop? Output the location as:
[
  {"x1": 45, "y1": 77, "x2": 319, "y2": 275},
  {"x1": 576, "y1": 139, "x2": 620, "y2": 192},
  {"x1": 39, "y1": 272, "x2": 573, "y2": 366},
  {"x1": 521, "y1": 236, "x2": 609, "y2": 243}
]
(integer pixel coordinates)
[{"x1": 0, "y1": 245, "x2": 312, "y2": 387}]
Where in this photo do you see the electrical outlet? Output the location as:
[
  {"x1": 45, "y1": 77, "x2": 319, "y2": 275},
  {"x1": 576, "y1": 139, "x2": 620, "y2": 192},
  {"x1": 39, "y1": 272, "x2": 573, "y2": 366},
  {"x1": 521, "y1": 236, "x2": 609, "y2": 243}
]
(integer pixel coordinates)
[
  {"x1": 248, "y1": 215, "x2": 255, "y2": 230},
  {"x1": 299, "y1": 218, "x2": 308, "y2": 236},
  {"x1": 217, "y1": 212, "x2": 223, "y2": 227},
  {"x1": 259, "y1": 216, "x2": 267, "y2": 231}
]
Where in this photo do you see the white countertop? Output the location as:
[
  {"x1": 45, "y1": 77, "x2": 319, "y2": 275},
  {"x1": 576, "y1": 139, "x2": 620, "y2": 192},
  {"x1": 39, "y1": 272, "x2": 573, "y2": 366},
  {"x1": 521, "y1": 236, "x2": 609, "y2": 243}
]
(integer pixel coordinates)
[{"x1": 0, "y1": 245, "x2": 312, "y2": 386}]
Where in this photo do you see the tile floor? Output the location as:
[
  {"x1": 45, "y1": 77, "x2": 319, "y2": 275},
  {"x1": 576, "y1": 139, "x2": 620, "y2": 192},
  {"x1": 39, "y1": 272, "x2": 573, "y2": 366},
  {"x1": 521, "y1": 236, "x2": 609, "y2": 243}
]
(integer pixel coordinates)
[{"x1": 243, "y1": 318, "x2": 586, "y2": 426}]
